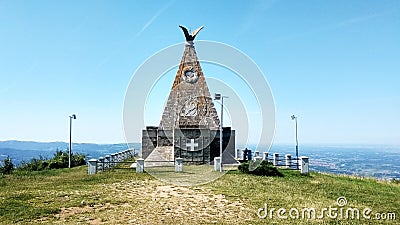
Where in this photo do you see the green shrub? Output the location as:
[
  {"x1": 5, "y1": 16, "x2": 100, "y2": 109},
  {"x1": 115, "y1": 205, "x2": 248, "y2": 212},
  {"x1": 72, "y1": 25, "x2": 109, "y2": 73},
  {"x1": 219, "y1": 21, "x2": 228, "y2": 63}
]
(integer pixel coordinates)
[
  {"x1": 72, "y1": 154, "x2": 86, "y2": 167},
  {"x1": 16, "y1": 150, "x2": 86, "y2": 172},
  {"x1": 391, "y1": 178, "x2": 400, "y2": 184},
  {"x1": 19, "y1": 156, "x2": 48, "y2": 171},
  {"x1": 47, "y1": 150, "x2": 68, "y2": 169},
  {"x1": 0, "y1": 156, "x2": 14, "y2": 175},
  {"x1": 238, "y1": 161, "x2": 250, "y2": 174},
  {"x1": 48, "y1": 160, "x2": 64, "y2": 169},
  {"x1": 238, "y1": 160, "x2": 283, "y2": 177}
]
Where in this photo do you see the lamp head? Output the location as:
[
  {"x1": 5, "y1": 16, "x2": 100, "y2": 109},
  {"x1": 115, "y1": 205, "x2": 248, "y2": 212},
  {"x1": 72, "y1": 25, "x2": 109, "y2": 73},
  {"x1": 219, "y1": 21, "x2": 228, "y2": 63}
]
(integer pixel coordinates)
[
  {"x1": 291, "y1": 115, "x2": 296, "y2": 120},
  {"x1": 71, "y1": 114, "x2": 77, "y2": 119},
  {"x1": 214, "y1": 93, "x2": 221, "y2": 100}
]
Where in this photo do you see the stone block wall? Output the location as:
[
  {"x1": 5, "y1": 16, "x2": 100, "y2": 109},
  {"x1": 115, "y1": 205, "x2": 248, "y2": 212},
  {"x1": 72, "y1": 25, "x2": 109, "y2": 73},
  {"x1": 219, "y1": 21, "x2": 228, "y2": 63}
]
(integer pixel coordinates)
[
  {"x1": 141, "y1": 126, "x2": 158, "y2": 159},
  {"x1": 142, "y1": 126, "x2": 236, "y2": 164}
]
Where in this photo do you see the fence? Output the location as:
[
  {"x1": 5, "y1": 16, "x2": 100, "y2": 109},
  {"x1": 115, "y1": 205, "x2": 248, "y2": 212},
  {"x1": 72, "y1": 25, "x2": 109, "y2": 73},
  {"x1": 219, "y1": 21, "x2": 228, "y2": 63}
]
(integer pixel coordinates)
[
  {"x1": 88, "y1": 149, "x2": 135, "y2": 174},
  {"x1": 236, "y1": 149, "x2": 309, "y2": 174},
  {"x1": 88, "y1": 149, "x2": 309, "y2": 175}
]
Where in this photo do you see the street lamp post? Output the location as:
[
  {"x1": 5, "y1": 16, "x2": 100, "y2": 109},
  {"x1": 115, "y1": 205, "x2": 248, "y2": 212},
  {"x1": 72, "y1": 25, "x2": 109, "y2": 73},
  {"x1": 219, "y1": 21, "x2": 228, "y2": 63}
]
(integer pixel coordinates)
[
  {"x1": 214, "y1": 93, "x2": 228, "y2": 172},
  {"x1": 291, "y1": 115, "x2": 299, "y2": 169},
  {"x1": 69, "y1": 114, "x2": 77, "y2": 168}
]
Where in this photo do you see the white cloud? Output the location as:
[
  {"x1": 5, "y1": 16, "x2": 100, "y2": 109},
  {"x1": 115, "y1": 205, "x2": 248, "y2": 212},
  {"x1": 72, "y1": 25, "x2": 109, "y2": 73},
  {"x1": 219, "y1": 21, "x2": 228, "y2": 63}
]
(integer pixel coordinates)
[{"x1": 135, "y1": 0, "x2": 175, "y2": 37}]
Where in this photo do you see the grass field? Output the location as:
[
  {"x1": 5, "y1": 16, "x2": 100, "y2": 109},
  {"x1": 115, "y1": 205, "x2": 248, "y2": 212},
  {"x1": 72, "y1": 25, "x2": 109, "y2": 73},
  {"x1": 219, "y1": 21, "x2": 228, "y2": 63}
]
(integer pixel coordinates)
[{"x1": 0, "y1": 164, "x2": 399, "y2": 224}]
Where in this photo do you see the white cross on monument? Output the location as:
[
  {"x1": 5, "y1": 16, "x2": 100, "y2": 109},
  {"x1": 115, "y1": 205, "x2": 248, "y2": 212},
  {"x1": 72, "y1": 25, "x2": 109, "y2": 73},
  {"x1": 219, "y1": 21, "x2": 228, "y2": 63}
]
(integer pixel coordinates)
[{"x1": 186, "y1": 139, "x2": 198, "y2": 151}]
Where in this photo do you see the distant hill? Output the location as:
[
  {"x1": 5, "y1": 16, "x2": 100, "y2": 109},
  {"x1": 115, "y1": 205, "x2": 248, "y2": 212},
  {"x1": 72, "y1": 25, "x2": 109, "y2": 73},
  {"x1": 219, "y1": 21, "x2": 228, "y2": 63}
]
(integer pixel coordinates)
[
  {"x1": 0, "y1": 140, "x2": 68, "y2": 151},
  {"x1": 0, "y1": 140, "x2": 141, "y2": 166},
  {"x1": 0, "y1": 140, "x2": 140, "y2": 151}
]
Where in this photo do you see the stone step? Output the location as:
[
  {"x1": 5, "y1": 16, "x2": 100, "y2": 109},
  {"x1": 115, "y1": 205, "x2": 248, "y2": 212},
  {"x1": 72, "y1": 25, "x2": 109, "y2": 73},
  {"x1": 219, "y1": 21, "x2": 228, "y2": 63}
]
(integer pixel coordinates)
[{"x1": 144, "y1": 146, "x2": 174, "y2": 167}]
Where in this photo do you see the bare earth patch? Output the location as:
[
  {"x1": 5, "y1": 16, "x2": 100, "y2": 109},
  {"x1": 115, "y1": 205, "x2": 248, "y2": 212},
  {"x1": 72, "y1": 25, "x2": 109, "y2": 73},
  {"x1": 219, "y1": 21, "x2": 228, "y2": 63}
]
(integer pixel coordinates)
[{"x1": 50, "y1": 179, "x2": 253, "y2": 224}]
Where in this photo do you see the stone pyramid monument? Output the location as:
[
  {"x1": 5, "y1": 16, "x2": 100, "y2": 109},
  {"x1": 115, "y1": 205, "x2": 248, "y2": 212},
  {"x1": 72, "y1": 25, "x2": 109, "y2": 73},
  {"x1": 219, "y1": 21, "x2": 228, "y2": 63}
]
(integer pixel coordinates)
[
  {"x1": 141, "y1": 25, "x2": 236, "y2": 165},
  {"x1": 159, "y1": 26, "x2": 220, "y2": 131}
]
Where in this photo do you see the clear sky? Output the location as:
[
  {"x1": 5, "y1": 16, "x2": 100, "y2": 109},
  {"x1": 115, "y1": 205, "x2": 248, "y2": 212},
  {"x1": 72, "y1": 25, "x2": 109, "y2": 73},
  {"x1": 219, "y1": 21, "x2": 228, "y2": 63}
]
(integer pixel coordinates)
[{"x1": 0, "y1": 0, "x2": 399, "y2": 145}]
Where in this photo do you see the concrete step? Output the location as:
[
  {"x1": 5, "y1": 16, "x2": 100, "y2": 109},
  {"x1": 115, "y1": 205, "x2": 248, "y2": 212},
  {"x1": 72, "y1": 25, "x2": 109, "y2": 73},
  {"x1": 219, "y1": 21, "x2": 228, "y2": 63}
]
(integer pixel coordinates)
[{"x1": 144, "y1": 146, "x2": 174, "y2": 167}]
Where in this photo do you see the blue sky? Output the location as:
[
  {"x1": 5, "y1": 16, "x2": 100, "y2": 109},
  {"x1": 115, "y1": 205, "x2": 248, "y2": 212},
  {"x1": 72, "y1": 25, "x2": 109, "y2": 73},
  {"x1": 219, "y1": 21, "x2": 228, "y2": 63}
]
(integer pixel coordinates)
[{"x1": 0, "y1": 0, "x2": 399, "y2": 145}]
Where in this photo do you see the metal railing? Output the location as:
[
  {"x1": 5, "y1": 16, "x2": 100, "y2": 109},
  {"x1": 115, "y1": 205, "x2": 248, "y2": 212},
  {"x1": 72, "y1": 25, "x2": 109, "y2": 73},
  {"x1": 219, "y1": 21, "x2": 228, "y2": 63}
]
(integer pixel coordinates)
[
  {"x1": 88, "y1": 149, "x2": 135, "y2": 174},
  {"x1": 236, "y1": 150, "x2": 309, "y2": 174}
]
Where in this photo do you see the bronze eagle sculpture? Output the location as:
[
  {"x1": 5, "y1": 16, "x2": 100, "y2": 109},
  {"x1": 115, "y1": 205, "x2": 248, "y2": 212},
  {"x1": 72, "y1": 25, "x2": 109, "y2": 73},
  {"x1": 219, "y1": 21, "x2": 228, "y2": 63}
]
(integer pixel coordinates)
[{"x1": 179, "y1": 25, "x2": 204, "y2": 41}]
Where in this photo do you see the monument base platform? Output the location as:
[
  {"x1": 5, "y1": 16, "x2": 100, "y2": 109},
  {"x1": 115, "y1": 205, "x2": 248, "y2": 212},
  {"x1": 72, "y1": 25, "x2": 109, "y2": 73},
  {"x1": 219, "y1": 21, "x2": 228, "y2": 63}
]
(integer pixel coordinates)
[{"x1": 142, "y1": 127, "x2": 236, "y2": 165}]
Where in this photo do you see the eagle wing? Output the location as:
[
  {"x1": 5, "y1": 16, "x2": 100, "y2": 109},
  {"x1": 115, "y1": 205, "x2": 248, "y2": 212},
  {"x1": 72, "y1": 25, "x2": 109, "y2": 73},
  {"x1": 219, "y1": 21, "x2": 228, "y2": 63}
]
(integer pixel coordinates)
[
  {"x1": 179, "y1": 25, "x2": 190, "y2": 41},
  {"x1": 191, "y1": 26, "x2": 204, "y2": 38}
]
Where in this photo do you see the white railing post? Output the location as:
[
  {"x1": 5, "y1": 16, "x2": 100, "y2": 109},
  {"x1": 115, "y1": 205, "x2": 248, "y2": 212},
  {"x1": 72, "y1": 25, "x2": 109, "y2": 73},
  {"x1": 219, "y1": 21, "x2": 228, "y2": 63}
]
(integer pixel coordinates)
[
  {"x1": 104, "y1": 155, "x2": 110, "y2": 170},
  {"x1": 273, "y1": 153, "x2": 279, "y2": 166},
  {"x1": 300, "y1": 156, "x2": 309, "y2": 174},
  {"x1": 88, "y1": 159, "x2": 97, "y2": 175},
  {"x1": 118, "y1": 152, "x2": 122, "y2": 162},
  {"x1": 98, "y1": 157, "x2": 104, "y2": 172},
  {"x1": 263, "y1": 152, "x2": 269, "y2": 161},
  {"x1": 120, "y1": 151, "x2": 124, "y2": 161},
  {"x1": 111, "y1": 154, "x2": 116, "y2": 167},
  {"x1": 214, "y1": 157, "x2": 221, "y2": 171},
  {"x1": 121, "y1": 151, "x2": 126, "y2": 161},
  {"x1": 136, "y1": 158, "x2": 144, "y2": 173},
  {"x1": 285, "y1": 154, "x2": 292, "y2": 168},
  {"x1": 175, "y1": 158, "x2": 183, "y2": 172},
  {"x1": 123, "y1": 151, "x2": 126, "y2": 160}
]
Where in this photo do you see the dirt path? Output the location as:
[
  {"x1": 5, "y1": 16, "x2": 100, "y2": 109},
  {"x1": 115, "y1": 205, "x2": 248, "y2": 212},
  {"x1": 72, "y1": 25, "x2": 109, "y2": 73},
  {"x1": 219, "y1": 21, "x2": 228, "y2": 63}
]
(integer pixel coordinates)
[{"x1": 49, "y1": 179, "x2": 253, "y2": 224}]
